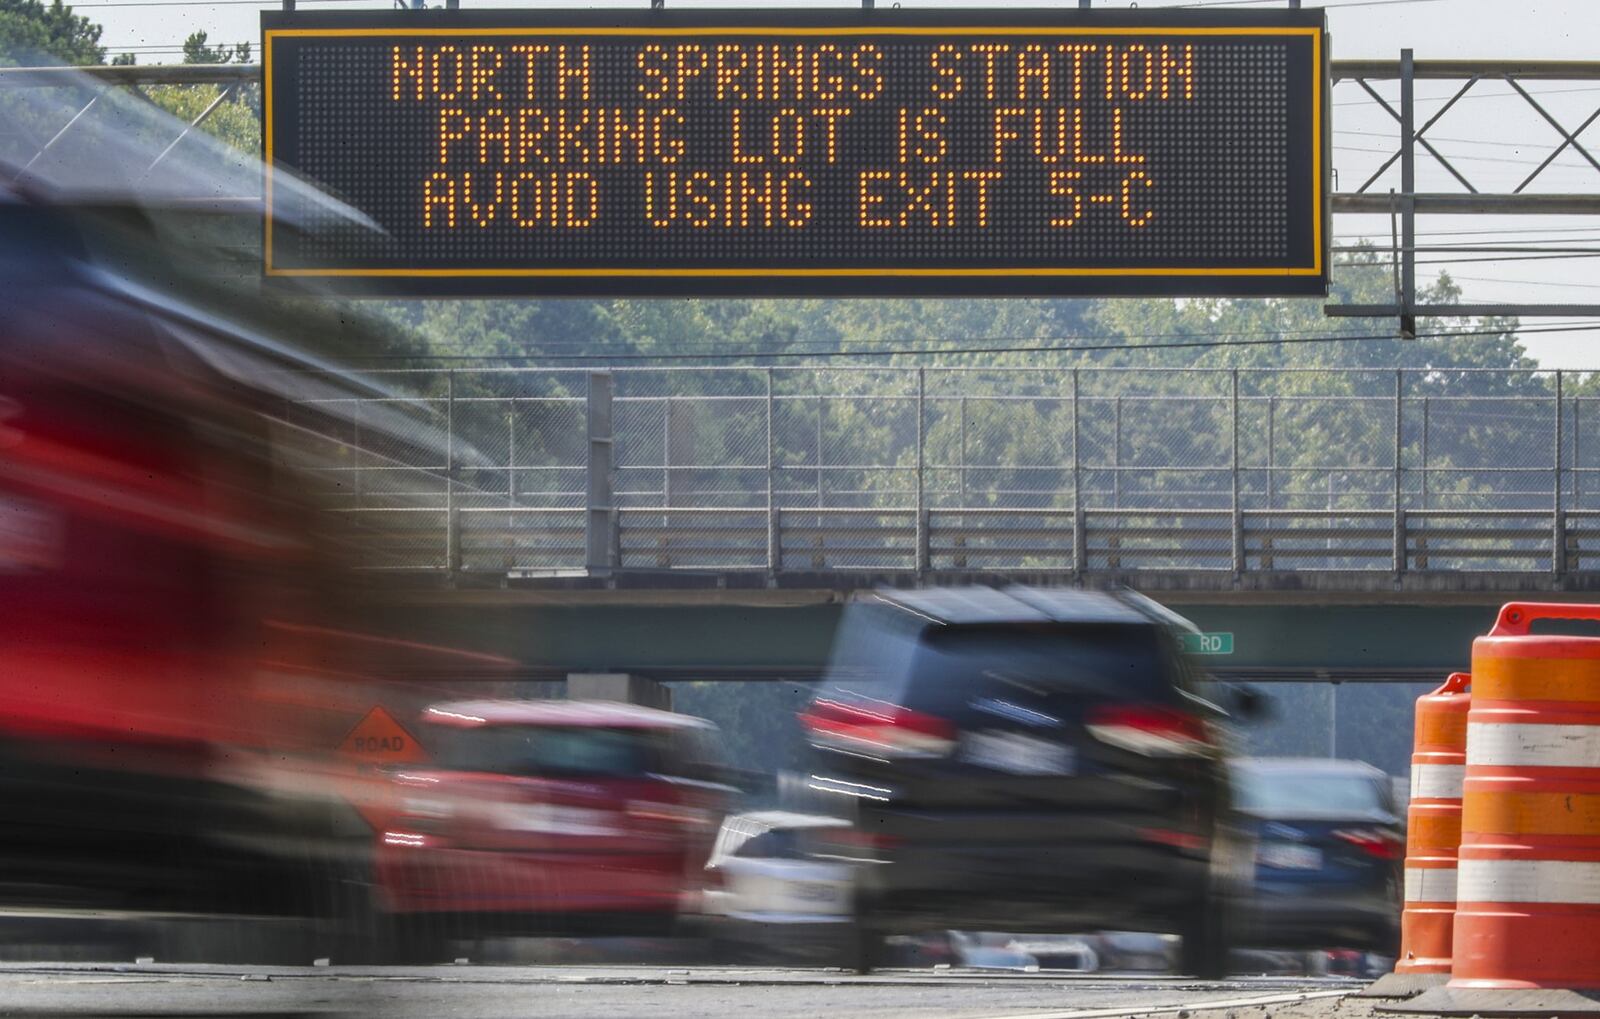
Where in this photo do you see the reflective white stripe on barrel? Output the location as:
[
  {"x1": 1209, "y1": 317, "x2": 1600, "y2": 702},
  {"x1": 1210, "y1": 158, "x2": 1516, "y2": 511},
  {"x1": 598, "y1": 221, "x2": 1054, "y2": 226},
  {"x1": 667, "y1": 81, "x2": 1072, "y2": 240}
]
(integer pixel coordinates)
[
  {"x1": 1466, "y1": 722, "x2": 1600, "y2": 769},
  {"x1": 1458, "y1": 859, "x2": 1600, "y2": 904},
  {"x1": 1411, "y1": 764, "x2": 1466, "y2": 799},
  {"x1": 1405, "y1": 867, "x2": 1459, "y2": 903}
]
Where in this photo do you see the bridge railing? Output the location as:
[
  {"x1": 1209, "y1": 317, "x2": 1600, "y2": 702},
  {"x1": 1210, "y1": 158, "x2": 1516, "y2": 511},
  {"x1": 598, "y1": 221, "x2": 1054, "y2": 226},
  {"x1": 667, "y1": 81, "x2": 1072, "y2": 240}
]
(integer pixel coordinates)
[{"x1": 291, "y1": 365, "x2": 1600, "y2": 586}]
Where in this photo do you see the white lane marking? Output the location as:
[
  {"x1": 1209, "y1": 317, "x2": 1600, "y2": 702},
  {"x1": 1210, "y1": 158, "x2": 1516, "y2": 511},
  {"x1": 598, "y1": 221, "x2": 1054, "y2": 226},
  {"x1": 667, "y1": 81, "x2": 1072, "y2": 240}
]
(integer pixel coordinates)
[
  {"x1": 975, "y1": 988, "x2": 1352, "y2": 1019},
  {"x1": 1410, "y1": 764, "x2": 1465, "y2": 800},
  {"x1": 21, "y1": 978, "x2": 172, "y2": 984},
  {"x1": 1467, "y1": 723, "x2": 1600, "y2": 769},
  {"x1": 1459, "y1": 858, "x2": 1600, "y2": 904},
  {"x1": 1405, "y1": 867, "x2": 1459, "y2": 903}
]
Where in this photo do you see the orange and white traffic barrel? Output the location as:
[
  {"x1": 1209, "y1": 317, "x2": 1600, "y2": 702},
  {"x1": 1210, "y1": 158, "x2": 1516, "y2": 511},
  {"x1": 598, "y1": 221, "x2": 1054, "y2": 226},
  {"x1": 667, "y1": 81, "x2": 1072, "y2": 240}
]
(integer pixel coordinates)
[
  {"x1": 1397, "y1": 671, "x2": 1471, "y2": 976},
  {"x1": 1453, "y1": 602, "x2": 1600, "y2": 990}
]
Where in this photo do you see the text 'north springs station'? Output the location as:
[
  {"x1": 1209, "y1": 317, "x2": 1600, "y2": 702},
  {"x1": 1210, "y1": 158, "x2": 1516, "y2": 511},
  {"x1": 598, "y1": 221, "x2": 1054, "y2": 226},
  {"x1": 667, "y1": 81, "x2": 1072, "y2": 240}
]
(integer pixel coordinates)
[{"x1": 394, "y1": 41, "x2": 1195, "y2": 231}]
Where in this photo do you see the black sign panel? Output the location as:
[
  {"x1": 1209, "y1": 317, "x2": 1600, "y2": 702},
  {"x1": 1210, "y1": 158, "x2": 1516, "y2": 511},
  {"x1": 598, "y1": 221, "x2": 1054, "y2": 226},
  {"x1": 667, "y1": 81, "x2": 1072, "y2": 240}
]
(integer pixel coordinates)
[{"x1": 262, "y1": 9, "x2": 1328, "y2": 296}]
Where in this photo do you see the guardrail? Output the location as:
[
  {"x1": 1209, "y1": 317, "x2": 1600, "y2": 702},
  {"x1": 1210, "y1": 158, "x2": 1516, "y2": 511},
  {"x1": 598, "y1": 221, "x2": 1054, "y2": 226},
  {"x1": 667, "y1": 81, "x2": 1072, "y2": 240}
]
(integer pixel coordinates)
[
  {"x1": 345, "y1": 506, "x2": 1600, "y2": 580},
  {"x1": 287, "y1": 366, "x2": 1600, "y2": 589}
]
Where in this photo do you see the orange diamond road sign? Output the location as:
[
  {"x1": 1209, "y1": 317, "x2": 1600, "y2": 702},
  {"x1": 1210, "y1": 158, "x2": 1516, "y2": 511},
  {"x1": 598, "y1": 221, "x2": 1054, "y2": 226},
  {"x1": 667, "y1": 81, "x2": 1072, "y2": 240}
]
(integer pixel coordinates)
[{"x1": 338, "y1": 706, "x2": 428, "y2": 764}]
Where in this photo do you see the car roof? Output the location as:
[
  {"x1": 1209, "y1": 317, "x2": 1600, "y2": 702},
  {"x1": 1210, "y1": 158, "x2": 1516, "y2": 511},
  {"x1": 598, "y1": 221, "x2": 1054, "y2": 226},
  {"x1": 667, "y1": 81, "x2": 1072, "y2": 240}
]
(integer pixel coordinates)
[
  {"x1": 1234, "y1": 756, "x2": 1389, "y2": 779},
  {"x1": 421, "y1": 699, "x2": 714, "y2": 731},
  {"x1": 870, "y1": 586, "x2": 1168, "y2": 628}
]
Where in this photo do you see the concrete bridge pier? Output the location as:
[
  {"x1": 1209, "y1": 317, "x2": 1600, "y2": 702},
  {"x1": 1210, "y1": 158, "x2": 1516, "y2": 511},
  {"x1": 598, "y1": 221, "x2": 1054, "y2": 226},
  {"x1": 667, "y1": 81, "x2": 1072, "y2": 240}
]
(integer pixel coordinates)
[{"x1": 567, "y1": 672, "x2": 673, "y2": 710}]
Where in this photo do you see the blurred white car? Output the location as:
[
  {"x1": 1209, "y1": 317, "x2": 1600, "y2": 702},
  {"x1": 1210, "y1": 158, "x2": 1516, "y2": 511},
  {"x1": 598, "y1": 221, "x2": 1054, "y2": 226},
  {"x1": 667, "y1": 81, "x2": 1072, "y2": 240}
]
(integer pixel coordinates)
[
  {"x1": 703, "y1": 811, "x2": 855, "y2": 962},
  {"x1": 949, "y1": 931, "x2": 1099, "y2": 972}
]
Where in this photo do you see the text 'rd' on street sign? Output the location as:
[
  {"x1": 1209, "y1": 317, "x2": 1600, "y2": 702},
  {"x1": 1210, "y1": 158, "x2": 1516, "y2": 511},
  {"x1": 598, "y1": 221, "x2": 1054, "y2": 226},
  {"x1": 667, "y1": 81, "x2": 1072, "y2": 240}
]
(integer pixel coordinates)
[
  {"x1": 261, "y1": 8, "x2": 1329, "y2": 297},
  {"x1": 1181, "y1": 632, "x2": 1234, "y2": 656}
]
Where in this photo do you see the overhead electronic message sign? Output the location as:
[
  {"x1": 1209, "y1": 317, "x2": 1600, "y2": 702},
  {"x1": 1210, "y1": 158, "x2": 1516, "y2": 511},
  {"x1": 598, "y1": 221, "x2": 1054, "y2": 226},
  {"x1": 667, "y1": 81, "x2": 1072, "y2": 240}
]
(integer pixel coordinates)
[{"x1": 262, "y1": 9, "x2": 1328, "y2": 296}]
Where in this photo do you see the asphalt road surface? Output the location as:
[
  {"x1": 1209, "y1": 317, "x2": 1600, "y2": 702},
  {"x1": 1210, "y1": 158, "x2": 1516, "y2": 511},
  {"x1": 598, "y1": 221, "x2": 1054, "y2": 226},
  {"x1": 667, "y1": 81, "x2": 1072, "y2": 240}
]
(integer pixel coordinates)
[{"x1": 0, "y1": 964, "x2": 1358, "y2": 1019}]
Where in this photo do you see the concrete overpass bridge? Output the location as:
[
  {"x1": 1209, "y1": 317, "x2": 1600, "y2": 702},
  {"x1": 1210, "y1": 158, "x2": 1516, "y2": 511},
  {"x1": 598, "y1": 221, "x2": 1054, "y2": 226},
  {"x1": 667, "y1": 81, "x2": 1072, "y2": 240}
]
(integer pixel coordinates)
[
  {"x1": 376, "y1": 586, "x2": 1502, "y2": 688},
  {"x1": 302, "y1": 363, "x2": 1591, "y2": 687}
]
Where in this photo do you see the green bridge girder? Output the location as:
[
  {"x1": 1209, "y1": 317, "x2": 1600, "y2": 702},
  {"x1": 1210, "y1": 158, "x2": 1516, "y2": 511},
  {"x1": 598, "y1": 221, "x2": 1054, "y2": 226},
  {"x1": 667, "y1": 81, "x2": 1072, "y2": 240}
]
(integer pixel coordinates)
[{"x1": 383, "y1": 591, "x2": 1514, "y2": 684}]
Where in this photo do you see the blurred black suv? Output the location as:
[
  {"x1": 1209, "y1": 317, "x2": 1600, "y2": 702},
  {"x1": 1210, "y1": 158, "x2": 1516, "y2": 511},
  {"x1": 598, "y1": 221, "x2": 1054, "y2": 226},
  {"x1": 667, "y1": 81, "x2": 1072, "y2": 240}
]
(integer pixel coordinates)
[{"x1": 799, "y1": 586, "x2": 1254, "y2": 976}]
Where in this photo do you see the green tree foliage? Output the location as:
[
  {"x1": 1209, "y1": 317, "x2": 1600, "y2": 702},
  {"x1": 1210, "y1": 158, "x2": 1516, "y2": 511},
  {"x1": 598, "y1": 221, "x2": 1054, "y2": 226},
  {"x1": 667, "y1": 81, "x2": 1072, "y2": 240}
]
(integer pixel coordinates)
[
  {"x1": 383, "y1": 256, "x2": 1524, "y2": 374},
  {"x1": 181, "y1": 30, "x2": 248, "y2": 65},
  {"x1": 141, "y1": 30, "x2": 260, "y2": 154},
  {"x1": 0, "y1": 0, "x2": 104, "y2": 66},
  {"x1": 143, "y1": 80, "x2": 261, "y2": 155}
]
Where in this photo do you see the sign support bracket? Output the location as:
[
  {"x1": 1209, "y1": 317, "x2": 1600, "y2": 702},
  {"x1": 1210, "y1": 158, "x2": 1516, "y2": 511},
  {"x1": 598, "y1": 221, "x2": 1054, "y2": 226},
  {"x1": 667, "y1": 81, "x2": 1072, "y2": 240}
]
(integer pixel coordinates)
[
  {"x1": 1399, "y1": 48, "x2": 1417, "y2": 338},
  {"x1": 1325, "y1": 54, "x2": 1600, "y2": 326}
]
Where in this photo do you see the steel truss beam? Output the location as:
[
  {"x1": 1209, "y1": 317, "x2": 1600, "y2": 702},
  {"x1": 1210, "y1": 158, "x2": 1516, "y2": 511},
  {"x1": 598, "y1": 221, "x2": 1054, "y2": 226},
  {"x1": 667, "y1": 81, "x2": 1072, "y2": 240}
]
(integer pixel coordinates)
[{"x1": 1329, "y1": 55, "x2": 1600, "y2": 328}]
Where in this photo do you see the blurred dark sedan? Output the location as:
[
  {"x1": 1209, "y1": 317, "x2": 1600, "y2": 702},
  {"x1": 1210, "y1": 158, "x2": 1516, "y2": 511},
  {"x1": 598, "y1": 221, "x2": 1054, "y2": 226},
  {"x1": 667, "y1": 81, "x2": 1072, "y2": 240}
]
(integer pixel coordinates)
[
  {"x1": 1233, "y1": 757, "x2": 1403, "y2": 956},
  {"x1": 800, "y1": 587, "x2": 1254, "y2": 977}
]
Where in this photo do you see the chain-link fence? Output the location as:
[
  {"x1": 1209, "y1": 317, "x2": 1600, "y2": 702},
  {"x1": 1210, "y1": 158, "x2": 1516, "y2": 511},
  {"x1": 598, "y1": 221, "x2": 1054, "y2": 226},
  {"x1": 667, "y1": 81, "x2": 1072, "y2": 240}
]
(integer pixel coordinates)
[{"x1": 293, "y1": 366, "x2": 1599, "y2": 579}]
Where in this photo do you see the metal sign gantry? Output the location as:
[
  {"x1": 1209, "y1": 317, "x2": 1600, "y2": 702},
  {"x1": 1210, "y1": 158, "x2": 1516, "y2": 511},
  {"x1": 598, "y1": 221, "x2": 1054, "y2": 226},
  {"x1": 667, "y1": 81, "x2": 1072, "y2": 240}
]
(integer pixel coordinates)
[
  {"x1": 3, "y1": 28, "x2": 1599, "y2": 325},
  {"x1": 1327, "y1": 53, "x2": 1600, "y2": 333}
]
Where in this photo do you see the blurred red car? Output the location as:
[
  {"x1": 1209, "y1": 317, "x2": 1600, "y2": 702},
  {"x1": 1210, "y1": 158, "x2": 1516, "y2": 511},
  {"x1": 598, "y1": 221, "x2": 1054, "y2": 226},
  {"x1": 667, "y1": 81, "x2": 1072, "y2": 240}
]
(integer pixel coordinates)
[{"x1": 375, "y1": 699, "x2": 733, "y2": 954}]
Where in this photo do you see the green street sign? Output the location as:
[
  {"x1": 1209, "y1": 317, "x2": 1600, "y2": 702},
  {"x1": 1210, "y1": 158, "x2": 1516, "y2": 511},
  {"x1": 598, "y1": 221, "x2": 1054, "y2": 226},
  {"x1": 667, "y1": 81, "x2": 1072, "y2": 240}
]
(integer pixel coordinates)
[{"x1": 1181, "y1": 632, "x2": 1234, "y2": 656}]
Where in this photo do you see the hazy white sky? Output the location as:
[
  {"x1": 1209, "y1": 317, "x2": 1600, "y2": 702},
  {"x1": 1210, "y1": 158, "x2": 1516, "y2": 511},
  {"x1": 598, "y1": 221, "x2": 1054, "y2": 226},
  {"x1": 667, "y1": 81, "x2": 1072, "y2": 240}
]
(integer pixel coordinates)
[{"x1": 73, "y1": 0, "x2": 1600, "y2": 367}]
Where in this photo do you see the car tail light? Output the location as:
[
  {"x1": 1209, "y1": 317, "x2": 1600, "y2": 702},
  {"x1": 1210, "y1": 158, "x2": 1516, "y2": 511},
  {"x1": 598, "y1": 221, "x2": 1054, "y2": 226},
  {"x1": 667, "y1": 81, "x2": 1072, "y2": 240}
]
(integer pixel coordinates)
[
  {"x1": 626, "y1": 800, "x2": 711, "y2": 827},
  {"x1": 1138, "y1": 827, "x2": 1209, "y2": 852},
  {"x1": 798, "y1": 698, "x2": 956, "y2": 759},
  {"x1": 1333, "y1": 828, "x2": 1404, "y2": 860},
  {"x1": 1085, "y1": 704, "x2": 1212, "y2": 757},
  {"x1": 832, "y1": 827, "x2": 902, "y2": 851}
]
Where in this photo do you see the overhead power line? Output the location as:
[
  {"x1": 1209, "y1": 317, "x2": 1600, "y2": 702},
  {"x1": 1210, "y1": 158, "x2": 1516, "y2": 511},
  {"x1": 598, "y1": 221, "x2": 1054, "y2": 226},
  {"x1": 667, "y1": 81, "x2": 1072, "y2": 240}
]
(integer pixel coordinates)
[
  {"x1": 1331, "y1": 228, "x2": 1600, "y2": 246},
  {"x1": 341, "y1": 320, "x2": 1600, "y2": 364},
  {"x1": 1333, "y1": 84, "x2": 1600, "y2": 108},
  {"x1": 1413, "y1": 252, "x2": 1600, "y2": 266},
  {"x1": 374, "y1": 307, "x2": 1554, "y2": 355},
  {"x1": 1447, "y1": 276, "x2": 1600, "y2": 291},
  {"x1": 1335, "y1": 141, "x2": 1600, "y2": 170},
  {"x1": 1335, "y1": 128, "x2": 1576, "y2": 152},
  {"x1": 81, "y1": 0, "x2": 1449, "y2": 8},
  {"x1": 1182, "y1": 0, "x2": 1446, "y2": 8}
]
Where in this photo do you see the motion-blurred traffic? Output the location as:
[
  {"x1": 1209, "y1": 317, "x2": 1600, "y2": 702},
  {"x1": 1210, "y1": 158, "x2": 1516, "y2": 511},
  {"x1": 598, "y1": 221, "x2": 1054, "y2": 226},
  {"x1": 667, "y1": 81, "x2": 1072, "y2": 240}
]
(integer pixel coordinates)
[{"x1": 0, "y1": 60, "x2": 1403, "y2": 979}]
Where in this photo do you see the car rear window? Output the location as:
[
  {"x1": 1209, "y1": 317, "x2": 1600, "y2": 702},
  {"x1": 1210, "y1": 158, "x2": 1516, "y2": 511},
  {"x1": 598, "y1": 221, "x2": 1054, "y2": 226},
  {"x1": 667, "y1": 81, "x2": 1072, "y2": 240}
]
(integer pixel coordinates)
[
  {"x1": 736, "y1": 830, "x2": 799, "y2": 860},
  {"x1": 901, "y1": 624, "x2": 1173, "y2": 714},
  {"x1": 433, "y1": 724, "x2": 670, "y2": 779},
  {"x1": 1234, "y1": 769, "x2": 1388, "y2": 815}
]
